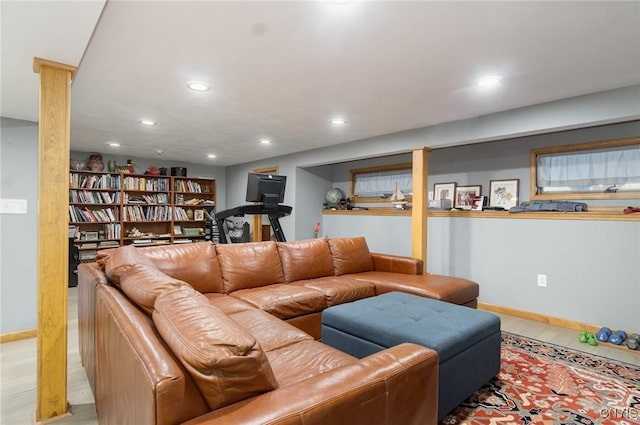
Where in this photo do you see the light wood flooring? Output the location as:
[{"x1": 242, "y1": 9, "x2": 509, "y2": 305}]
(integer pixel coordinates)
[{"x1": 1, "y1": 288, "x2": 638, "y2": 425}]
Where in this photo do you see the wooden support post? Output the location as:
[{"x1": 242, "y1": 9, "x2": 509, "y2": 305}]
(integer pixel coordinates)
[
  {"x1": 33, "y1": 57, "x2": 76, "y2": 422},
  {"x1": 411, "y1": 147, "x2": 430, "y2": 272}
]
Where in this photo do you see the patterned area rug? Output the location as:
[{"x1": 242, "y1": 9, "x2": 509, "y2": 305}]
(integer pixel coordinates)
[{"x1": 441, "y1": 332, "x2": 640, "y2": 425}]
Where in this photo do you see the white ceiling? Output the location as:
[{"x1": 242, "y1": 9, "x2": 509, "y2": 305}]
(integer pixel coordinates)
[{"x1": 3, "y1": 1, "x2": 640, "y2": 166}]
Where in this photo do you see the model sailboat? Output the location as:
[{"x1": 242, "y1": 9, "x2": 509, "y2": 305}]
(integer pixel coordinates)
[{"x1": 391, "y1": 183, "x2": 408, "y2": 210}]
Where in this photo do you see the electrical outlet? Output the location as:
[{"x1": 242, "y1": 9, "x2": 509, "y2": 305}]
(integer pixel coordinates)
[{"x1": 537, "y1": 274, "x2": 547, "y2": 287}]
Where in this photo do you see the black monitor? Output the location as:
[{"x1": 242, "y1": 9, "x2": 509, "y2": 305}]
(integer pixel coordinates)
[{"x1": 245, "y1": 173, "x2": 286, "y2": 207}]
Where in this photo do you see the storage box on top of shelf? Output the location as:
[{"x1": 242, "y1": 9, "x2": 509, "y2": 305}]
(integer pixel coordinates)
[{"x1": 171, "y1": 167, "x2": 187, "y2": 176}]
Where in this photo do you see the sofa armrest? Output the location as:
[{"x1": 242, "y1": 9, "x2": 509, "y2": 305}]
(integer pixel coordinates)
[
  {"x1": 371, "y1": 253, "x2": 423, "y2": 275},
  {"x1": 95, "y1": 285, "x2": 210, "y2": 425},
  {"x1": 183, "y1": 343, "x2": 439, "y2": 425},
  {"x1": 77, "y1": 262, "x2": 108, "y2": 394}
]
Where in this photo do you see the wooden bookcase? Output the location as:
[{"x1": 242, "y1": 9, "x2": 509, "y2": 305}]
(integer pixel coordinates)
[
  {"x1": 69, "y1": 171, "x2": 216, "y2": 262},
  {"x1": 172, "y1": 177, "x2": 216, "y2": 244}
]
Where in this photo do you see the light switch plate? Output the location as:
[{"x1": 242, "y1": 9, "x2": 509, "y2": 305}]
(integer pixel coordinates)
[{"x1": 0, "y1": 198, "x2": 28, "y2": 214}]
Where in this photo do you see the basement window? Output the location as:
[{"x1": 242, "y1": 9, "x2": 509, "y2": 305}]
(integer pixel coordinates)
[
  {"x1": 350, "y1": 163, "x2": 412, "y2": 203},
  {"x1": 531, "y1": 137, "x2": 640, "y2": 200}
]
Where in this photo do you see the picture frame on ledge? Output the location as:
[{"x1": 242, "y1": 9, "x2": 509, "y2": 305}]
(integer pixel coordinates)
[
  {"x1": 194, "y1": 209, "x2": 204, "y2": 221},
  {"x1": 433, "y1": 182, "x2": 456, "y2": 209},
  {"x1": 455, "y1": 185, "x2": 482, "y2": 209},
  {"x1": 471, "y1": 195, "x2": 486, "y2": 211},
  {"x1": 173, "y1": 224, "x2": 182, "y2": 235},
  {"x1": 489, "y1": 179, "x2": 519, "y2": 210}
]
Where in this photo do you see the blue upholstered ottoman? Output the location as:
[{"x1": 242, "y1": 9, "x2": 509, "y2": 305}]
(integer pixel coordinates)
[{"x1": 322, "y1": 292, "x2": 501, "y2": 421}]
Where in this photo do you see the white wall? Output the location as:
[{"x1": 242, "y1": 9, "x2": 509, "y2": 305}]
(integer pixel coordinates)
[
  {"x1": 1, "y1": 118, "x2": 39, "y2": 334},
  {"x1": 428, "y1": 217, "x2": 639, "y2": 331}
]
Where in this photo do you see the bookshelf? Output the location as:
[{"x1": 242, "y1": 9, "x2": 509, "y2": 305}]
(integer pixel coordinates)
[
  {"x1": 69, "y1": 171, "x2": 122, "y2": 262},
  {"x1": 69, "y1": 171, "x2": 216, "y2": 262},
  {"x1": 172, "y1": 177, "x2": 216, "y2": 243},
  {"x1": 122, "y1": 175, "x2": 172, "y2": 247}
]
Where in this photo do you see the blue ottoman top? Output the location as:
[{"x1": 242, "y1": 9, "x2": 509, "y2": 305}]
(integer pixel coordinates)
[{"x1": 322, "y1": 292, "x2": 500, "y2": 362}]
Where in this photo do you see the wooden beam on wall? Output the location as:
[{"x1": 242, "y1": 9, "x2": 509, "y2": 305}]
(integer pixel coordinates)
[
  {"x1": 411, "y1": 148, "x2": 430, "y2": 271},
  {"x1": 33, "y1": 57, "x2": 76, "y2": 422}
]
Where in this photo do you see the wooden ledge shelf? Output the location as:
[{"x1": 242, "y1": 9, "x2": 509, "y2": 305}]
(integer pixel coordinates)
[
  {"x1": 323, "y1": 208, "x2": 411, "y2": 216},
  {"x1": 323, "y1": 208, "x2": 639, "y2": 221}
]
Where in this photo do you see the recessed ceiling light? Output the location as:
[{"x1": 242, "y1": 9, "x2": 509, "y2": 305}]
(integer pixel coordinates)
[
  {"x1": 330, "y1": 118, "x2": 346, "y2": 125},
  {"x1": 138, "y1": 119, "x2": 157, "y2": 126},
  {"x1": 260, "y1": 139, "x2": 272, "y2": 145},
  {"x1": 476, "y1": 76, "x2": 502, "y2": 87},
  {"x1": 187, "y1": 81, "x2": 211, "y2": 92},
  {"x1": 107, "y1": 142, "x2": 120, "y2": 147},
  {"x1": 207, "y1": 153, "x2": 217, "y2": 159}
]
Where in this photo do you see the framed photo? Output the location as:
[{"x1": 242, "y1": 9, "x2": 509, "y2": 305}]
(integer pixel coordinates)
[
  {"x1": 157, "y1": 193, "x2": 169, "y2": 204},
  {"x1": 85, "y1": 231, "x2": 99, "y2": 240},
  {"x1": 455, "y1": 185, "x2": 482, "y2": 209},
  {"x1": 173, "y1": 224, "x2": 182, "y2": 235},
  {"x1": 489, "y1": 179, "x2": 519, "y2": 210},
  {"x1": 471, "y1": 195, "x2": 486, "y2": 211},
  {"x1": 433, "y1": 182, "x2": 456, "y2": 209},
  {"x1": 194, "y1": 209, "x2": 204, "y2": 221}
]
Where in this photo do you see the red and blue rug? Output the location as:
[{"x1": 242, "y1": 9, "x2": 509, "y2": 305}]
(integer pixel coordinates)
[{"x1": 441, "y1": 332, "x2": 640, "y2": 425}]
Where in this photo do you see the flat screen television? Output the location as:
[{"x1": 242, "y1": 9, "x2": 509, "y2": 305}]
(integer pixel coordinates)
[{"x1": 245, "y1": 173, "x2": 286, "y2": 207}]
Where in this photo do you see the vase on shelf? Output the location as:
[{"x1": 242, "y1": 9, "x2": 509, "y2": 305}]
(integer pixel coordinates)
[
  {"x1": 88, "y1": 154, "x2": 104, "y2": 172},
  {"x1": 107, "y1": 160, "x2": 117, "y2": 173}
]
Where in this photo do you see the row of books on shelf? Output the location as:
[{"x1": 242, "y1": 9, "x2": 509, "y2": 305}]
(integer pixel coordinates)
[
  {"x1": 77, "y1": 239, "x2": 120, "y2": 249},
  {"x1": 70, "y1": 173, "x2": 121, "y2": 190},
  {"x1": 123, "y1": 176, "x2": 170, "y2": 191},
  {"x1": 70, "y1": 190, "x2": 121, "y2": 204},
  {"x1": 131, "y1": 239, "x2": 171, "y2": 245},
  {"x1": 173, "y1": 207, "x2": 214, "y2": 221},
  {"x1": 69, "y1": 206, "x2": 119, "y2": 223},
  {"x1": 125, "y1": 193, "x2": 170, "y2": 204},
  {"x1": 123, "y1": 205, "x2": 172, "y2": 222},
  {"x1": 175, "y1": 195, "x2": 215, "y2": 206},
  {"x1": 173, "y1": 180, "x2": 211, "y2": 193},
  {"x1": 103, "y1": 223, "x2": 121, "y2": 239}
]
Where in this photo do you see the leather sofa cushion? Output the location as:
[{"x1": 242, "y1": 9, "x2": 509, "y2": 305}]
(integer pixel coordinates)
[
  {"x1": 291, "y1": 276, "x2": 375, "y2": 306},
  {"x1": 139, "y1": 242, "x2": 224, "y2": 293},
  {"x1": 327, "y1": 237, "x2": 374, "y2": 276},
  {"x1": 119, "y1": 264, "x2": 189, "y2": 315},
  {"x1": 277, "y1": 238, "x2": 334, "y2": 282},
  {"x1": 266, "y1": 340, "x2": 356, "y2": 388},
  {"x1": 354, "y1": 272, "x2": 480, "y2": 305},
  {"x1": 153, "y1": 286, "x2": 278, "y2": 411},
  {"x1": 231, "y1": 284, "x2": 328, "y2": 320},
  {"x1": 229, "y1": 309, "x2": 313, "y2": 352},
  {"x1": 204, "y1": 293, "x2": 256, "y2": 315},
  {"x1": 216, "y1": 241, "x2": 285, "y2": 293},
  {"x1": 104, "y1": 245, "x2": 156, "y2": 287}
]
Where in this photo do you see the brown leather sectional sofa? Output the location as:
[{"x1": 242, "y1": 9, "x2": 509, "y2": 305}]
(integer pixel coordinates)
[{"x1": 78, "y1": 236, "x2": 479, "y2": 425}]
